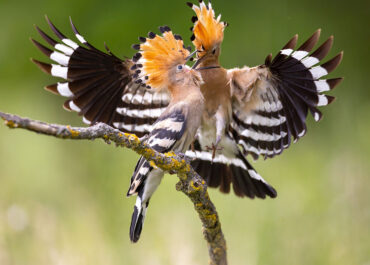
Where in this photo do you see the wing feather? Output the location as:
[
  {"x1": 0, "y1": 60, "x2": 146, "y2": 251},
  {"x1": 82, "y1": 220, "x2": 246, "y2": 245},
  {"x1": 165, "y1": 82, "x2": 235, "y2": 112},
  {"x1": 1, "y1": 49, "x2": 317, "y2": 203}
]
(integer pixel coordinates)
[
  {"x1": 229, "y1": 30, "x2": 343, "y2": 159},
  {"x1": 32, "y1": 17, "x2": 169, "y2": 137}
]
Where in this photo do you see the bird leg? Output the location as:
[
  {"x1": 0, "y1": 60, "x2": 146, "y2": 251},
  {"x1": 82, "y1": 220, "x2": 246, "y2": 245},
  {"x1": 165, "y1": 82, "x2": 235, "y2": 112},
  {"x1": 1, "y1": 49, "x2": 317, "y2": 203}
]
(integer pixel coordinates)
[{"x1": 205, "y1": 135, "x2": 223, "y2": 160}]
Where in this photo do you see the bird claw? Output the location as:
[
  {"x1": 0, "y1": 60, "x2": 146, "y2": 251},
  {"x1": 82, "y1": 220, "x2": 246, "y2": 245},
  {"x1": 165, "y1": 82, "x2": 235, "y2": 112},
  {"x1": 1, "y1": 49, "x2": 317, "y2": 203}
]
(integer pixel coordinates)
[
  {"x1": 139, "y1": 134, "x2": 150, "y2": 143},
  {"x1": 205, "y1": 143, "x2": 223, "y2": 160}
]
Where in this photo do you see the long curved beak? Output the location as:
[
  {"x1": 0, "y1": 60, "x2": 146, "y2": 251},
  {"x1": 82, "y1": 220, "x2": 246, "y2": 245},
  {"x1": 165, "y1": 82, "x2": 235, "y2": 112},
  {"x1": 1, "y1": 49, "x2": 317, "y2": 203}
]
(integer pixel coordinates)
[
  {"x1": 185, "y1": 50, "x2": 198, "y2": 63},
  {"x1": 191, "y1": 54, "x2": 206, "y2": 69}
]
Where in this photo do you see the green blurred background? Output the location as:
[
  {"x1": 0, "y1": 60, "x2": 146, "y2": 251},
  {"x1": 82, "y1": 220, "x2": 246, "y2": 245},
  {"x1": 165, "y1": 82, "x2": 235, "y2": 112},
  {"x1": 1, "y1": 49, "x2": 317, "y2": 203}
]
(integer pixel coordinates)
[{"x1": 0, "y1": 0, "x2": 369, "y2": 264}]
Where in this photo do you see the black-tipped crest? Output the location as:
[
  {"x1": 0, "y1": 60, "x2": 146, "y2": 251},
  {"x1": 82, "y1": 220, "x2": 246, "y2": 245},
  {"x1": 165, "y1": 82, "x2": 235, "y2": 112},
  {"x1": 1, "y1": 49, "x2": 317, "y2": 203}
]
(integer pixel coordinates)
[
  {"x1": 148, "y1": 32, "x2": 156, "y2": 39},
  {"x1": 159, "y1": 26, "x2": 171, "y2": 34},
  {"x1": 174, "y1": 34, "x2": 183, "y2": 41},
  {"x1": 132, "y1": 52, "x2": 142, "y2": 62},
  {"x1": 134, "y1": 28, "x2": 191, "y2": 89},
  {"x1": 163, "y1": 26, "x2": 171, "y2": 32},
  {"x1": 132, "y1": 44, "x2": 141, "y2": 50},
  {"x1": 139, "y1": 36, "x2": 146, "y2": 43}
]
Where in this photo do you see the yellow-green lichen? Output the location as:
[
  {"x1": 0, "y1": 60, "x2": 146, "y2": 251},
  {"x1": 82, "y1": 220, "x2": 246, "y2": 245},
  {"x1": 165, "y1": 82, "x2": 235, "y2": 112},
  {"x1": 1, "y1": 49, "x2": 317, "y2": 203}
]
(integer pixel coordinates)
[
  {"x1": 125, "y1": 133, "x2": 139, "y2": 141},
  {"x1": 165, "y1": 151, "x2": 177, "y2": 157},
  {"x1": 66, "y1": 126, "x2": 80, "y2": 137},
  {"x1": 205, "y1": 213, "x2": 217, "y2": 224},
  {"x1": 144, "y1": 148, "x2": 156, "y2": 158},
  {"x1": 190, "y1": 180, "x2": 202, "y2": 191},
  {"x1": 4, "y1": 120, "x2": 17, "y2": 128},
  {"x1": 149, "y1": 160, "x2": 158, "y2": 169}
]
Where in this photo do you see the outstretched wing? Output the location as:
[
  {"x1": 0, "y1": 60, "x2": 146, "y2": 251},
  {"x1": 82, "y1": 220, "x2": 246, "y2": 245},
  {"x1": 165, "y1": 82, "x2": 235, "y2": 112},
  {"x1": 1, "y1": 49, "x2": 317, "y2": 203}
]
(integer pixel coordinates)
[
  {"x1": 31, "y1": 16, "x2": 169, "y2": 137},
  {"x1": 229, "y1": 30, "x2": 343, "y2": 159}
]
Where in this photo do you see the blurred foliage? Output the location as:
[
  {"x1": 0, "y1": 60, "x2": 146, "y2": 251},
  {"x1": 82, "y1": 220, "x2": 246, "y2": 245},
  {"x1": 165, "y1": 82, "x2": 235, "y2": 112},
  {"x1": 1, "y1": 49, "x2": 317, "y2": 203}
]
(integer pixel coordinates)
[{"x1": 0, "y1": 0, "x2": 369, "y2": 264}]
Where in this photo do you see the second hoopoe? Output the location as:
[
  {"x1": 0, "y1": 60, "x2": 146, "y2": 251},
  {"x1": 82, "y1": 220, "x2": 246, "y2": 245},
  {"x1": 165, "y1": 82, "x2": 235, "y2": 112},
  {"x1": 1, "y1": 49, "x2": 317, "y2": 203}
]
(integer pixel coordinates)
[{"x1": 185, "y1": 1, "x2": 343, "y2": 198}]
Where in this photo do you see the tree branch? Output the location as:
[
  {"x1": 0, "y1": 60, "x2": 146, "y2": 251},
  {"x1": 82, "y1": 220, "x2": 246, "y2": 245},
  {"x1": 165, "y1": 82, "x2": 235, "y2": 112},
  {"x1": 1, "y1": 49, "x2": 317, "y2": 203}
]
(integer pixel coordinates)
[{"x1": 0, "y1": 111, "x2": 227, "y2": 265}]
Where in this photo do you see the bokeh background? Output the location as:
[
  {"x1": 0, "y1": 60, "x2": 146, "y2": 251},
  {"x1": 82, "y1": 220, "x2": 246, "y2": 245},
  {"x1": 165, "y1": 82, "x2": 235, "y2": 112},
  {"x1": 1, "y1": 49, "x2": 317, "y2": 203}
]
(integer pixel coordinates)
[{"x1": 0, "y1": 0, "x2": 369, "y2": 264}]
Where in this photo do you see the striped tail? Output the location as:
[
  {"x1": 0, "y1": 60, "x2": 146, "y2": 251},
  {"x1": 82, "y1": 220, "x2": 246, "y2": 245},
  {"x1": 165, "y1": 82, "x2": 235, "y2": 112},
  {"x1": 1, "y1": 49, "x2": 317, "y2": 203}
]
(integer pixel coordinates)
[
  {"x1": 127, "y1": 158, "x2": 164, "y2": 242},
  {"x1": 187, "y1": 139, "x2": 277, "y2": 198},
  {"x1": 130, "y1": 191, "x2": 149, "y2": 243}
]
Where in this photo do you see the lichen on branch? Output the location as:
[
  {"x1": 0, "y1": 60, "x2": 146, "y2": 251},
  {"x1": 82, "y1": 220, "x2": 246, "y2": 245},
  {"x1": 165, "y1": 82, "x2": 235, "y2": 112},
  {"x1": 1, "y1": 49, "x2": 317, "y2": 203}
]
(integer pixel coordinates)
[{"x1": 0, "y1": 111, "x2": 227, "y2": 265}]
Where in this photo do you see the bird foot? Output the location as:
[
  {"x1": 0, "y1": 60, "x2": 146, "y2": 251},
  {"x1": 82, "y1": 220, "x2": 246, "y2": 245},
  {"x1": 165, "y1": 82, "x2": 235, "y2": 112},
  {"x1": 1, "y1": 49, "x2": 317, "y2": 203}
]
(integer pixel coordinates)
[{"x1": 205, "y1": 142, "x2": 223, "y2": 160}]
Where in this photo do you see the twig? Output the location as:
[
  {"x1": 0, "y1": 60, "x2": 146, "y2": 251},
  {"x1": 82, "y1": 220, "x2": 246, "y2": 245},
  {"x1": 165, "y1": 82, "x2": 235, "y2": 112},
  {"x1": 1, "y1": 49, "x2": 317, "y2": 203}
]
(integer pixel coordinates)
[{"x1": 0, "y1": 111, "x2": 227, "y2": 265}]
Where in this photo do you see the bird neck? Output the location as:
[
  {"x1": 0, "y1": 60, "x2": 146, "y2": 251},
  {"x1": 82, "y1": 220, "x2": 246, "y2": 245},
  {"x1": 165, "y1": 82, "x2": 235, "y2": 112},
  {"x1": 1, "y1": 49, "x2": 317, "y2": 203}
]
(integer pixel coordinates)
[
  {"x1": 200, "y1": 56, "x2": 220, "y2": 67},
  {"x1": 168, "y1": 84, "x2": 203, "y2": 105}
]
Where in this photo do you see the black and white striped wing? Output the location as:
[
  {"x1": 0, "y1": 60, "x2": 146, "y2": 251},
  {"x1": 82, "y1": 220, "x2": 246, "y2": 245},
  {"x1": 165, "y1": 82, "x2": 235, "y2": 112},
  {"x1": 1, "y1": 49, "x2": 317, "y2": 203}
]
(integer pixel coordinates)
[
  {"x1": 31, "y1": 16, "x2": 169, "y2": 137},
  {"x1": 114, "y1": 89, "x2": 170, "y2": 136},
  {"x1": 230, "y1": 30, "x2": 343, "y2": 159},
  {"x1": 127, "y1": 109, "x2": 186, "y2": 195}
]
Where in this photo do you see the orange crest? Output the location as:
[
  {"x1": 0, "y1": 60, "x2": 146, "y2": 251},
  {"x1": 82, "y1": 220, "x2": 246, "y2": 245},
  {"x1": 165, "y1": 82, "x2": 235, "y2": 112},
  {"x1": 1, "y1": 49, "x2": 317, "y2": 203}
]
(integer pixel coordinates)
[
  {"x1": 132, "y1": 27, "x2": 190, "y2": 90},
  {"x1": 189, "y1": 1, "x2": 226, "y2": 53}
]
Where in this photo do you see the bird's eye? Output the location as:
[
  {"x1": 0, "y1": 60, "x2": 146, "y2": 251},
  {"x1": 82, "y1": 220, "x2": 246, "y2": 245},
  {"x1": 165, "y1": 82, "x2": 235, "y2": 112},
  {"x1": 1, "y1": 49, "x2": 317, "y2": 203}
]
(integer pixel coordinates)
[{"x1": 177, "y1": 65, "x2": 183, "y2": 70}]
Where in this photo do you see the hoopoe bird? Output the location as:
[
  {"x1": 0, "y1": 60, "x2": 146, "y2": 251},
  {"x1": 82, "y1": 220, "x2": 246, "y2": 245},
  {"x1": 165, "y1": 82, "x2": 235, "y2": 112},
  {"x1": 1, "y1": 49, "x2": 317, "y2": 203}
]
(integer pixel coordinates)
[
  {"x1": 31, "y1": 16, "x2": 172, "y2": 137},
  {"x1": 126, "y1": 28, "x2": 204, "y2": 242},
  {"x1": 31, "y1": 16, "x2": 203, "y2": 242},
  {"x1": 185, "y1": 1, "x2": 343, "y2": 198}
]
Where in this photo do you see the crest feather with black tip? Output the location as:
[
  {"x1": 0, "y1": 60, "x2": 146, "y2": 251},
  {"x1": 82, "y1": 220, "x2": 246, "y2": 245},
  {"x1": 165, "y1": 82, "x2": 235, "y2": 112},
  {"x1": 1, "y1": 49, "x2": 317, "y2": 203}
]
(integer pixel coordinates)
[
  {"x1": 189, "y1": 1, "x2": 226, "y2": 53},
  {"x1": 132, "y1": 28, "x2": 190, "y2": 91}
]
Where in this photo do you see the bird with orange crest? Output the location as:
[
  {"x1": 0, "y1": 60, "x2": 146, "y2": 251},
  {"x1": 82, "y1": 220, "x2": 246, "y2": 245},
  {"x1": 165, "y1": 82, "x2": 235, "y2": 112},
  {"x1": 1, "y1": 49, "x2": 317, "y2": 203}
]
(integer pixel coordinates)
[
  {"x1": 185, "y1": 0, "x2": 343, "y2": 199},
  {"x1": 126, "y1": 27, "x2": 204, "y2": 242}
]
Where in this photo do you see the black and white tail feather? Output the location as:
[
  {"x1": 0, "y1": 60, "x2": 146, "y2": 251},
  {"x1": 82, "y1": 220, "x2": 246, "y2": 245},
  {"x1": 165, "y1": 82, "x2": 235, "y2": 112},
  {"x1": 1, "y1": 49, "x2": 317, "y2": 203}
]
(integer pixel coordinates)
[
  {"x1": 128, "y1": 110, "x2": 187, "y2": 242},
  {"x1": 186, "y1": 134, "x2": 277, "y2": 198},
  {"x1": 229, "y1": 29, "x2": 343, "y2": 160},
  {"x1": 31, "y1": 16, "x2": 169, "y2": 137}
]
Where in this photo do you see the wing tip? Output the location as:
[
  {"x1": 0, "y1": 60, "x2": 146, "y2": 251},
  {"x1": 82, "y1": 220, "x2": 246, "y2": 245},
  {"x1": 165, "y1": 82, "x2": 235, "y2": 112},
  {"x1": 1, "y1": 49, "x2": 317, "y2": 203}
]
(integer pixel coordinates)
[
  {"x1": 322, "y1": 51, "x2": 343, "y2": 73},
  {"x1": 44, "y1": 84, "x2": 59, "y2": 95},
  {"x1": 327, "y1": 77, "x2": 344, "y2": 90},
  {"x1": 31, "y1": 58, "x2": 51, "y2": 74}
]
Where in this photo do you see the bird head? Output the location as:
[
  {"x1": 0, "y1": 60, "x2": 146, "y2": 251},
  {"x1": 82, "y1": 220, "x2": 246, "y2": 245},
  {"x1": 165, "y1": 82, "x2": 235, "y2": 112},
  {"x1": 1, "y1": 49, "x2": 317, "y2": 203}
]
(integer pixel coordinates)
[
  {"x1": 131, "y1": 27, "x2": 202, "y2": 93},
  {"x1": 188, "y1": 0, "x2": 227, "y2": 65}
]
